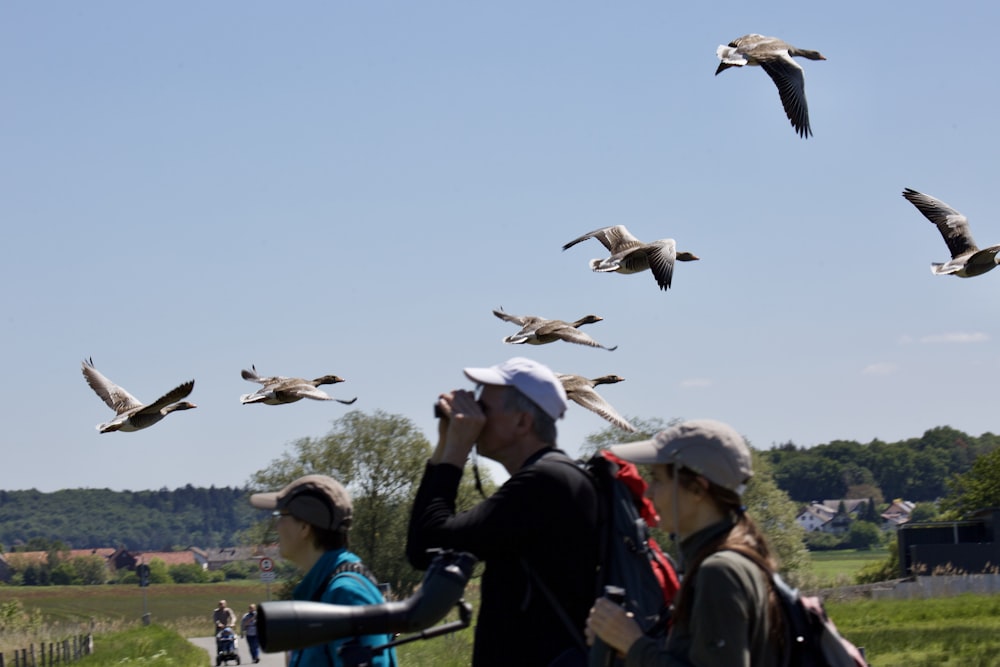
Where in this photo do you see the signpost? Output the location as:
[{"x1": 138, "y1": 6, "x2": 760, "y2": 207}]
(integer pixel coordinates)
[
  {"x1": 137, "y1": 563, "x2": 151, "y2": 625},
  {"x1": 259, "y1": 557, "x2": 275, "y2": 600}
]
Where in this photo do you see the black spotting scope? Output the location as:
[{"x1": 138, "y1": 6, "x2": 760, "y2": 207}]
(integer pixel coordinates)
[{"x1": 257, "y1": 550, "x2": 477, "y2": 653}]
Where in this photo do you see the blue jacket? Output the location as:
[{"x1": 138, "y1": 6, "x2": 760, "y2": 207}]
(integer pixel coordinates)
[{"x1": 289, "y1": 549, "x2": 396, "y2": 667}]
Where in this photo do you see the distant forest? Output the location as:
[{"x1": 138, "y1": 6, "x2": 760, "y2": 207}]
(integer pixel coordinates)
[
  {"x1": 0, "y1": 425, "x2": 996, "y2": 552},
  {"x1": 764, "y1": 425, "x2": 1000, "y2": 504},
  {"x1": 0, "y1": 485, "x2": 263, "y2": 551}
]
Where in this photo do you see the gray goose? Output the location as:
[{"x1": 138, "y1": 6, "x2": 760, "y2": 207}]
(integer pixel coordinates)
[
  {"x1": 240, "y1": 365, "x2": 357, "y2": 405},
  {"x1": 715, "y1": 34, "x2": 826, "y2": 138},
  {"x1": 557, "y1": 373, "x2": 636, "y2": 432},
  {"x1": 562, "y1": 225, "x2": 699, "y2": 291},
  {"x1": 902, "y1": 188, "x2": 1000, "y2": 277},
  {"x1": 492, "y1": 308, "x2": 617, "y2": 351},
  {"x1": 82, "y1": 358, "x2": 196, "y2": 433}
]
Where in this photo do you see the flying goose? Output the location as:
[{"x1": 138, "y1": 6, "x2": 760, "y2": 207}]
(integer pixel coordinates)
[
  {"x1": 492, "y1": 308, "x2": 617, "y2": 351},
  {"x1": 902, "y1": 188, "x2": 1000, "y2": 277},
  {"x1": 562, "y1": 225, "x2": 699, "y2": 291},
  {"x1": 81, "y1": 358, "x2": 196, "y2": 433},
  {"x1": 715, "y1": 34, "x2": 826, "y2": 138},
  {"x1": 557, "y1": 373, "x2": 636, "y2": 433},
  {"x1": 240, "y1": 365, "x2": 358, "y2": 405}
]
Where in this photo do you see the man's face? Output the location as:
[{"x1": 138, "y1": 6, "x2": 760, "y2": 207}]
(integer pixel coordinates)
[{"x1": 474, "y1": 385, "x2": 520, "y2": 458}]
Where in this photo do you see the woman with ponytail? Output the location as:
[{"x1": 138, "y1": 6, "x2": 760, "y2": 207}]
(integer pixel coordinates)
[{"x1": 586, "y1": 419, "x2": 782, "y2": 667}]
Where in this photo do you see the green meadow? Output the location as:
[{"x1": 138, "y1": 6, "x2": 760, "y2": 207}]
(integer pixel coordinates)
[
  {"x1": 808, "y1": 547, "x2": 890, "y2": 586},
  {"x1": 4, "y1": 553, "x2": 1000, "y2": 666}
]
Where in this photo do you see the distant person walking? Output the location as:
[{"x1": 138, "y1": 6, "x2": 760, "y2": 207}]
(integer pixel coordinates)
[
  {"x1": 241, "y1": 603, "x2": 261, "y2": 663},
  {"x1": 213, "y1": 599, "x2": 236, "y2": 633}
]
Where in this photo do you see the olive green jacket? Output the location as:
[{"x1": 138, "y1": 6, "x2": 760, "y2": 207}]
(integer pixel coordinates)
[{"x1": 624, "y1": 518, "x2": 779, "y2": 667}]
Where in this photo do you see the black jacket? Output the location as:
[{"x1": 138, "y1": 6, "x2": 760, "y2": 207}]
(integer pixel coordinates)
[{"x1": 407, "y1": 448, "x2": 600, "y2": 667}]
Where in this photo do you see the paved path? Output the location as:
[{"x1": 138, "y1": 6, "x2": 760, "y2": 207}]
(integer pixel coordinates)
[{"x1": 188, "y1": 636, "x2": 286, "y2": 667}]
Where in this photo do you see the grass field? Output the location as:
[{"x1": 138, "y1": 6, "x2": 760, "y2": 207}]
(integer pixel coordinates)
[
  {"x1": 0, "y1": 579, "x2": 275, "y2": 648},
  {"x1": 5, "y1": 551, "x2": 1000, "y2": 666},
  {"x1": 808, "y1": 548, "x2": 889, "y2": 586}
]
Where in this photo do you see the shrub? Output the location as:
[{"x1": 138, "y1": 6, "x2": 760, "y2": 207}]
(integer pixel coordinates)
[
  {"x1": 804, "y1": 531, "x2": 843, "y2": 551},
  {"x1": 855, "y1": 541, "x2": 900, "y2": 584},
  {"x1": 845, "y1": 521, "x2": 883, "y2": 550},
  {"x1": 0, "y1": 599, "x2": 42, "y2": 633},
  {"x1": 169, "y1": 564, "x2": 209, "y2": 584}
]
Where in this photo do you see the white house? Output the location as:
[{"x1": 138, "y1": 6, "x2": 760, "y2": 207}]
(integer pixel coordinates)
[
  {"x1": 795, "y1": 504, "x2": 836, "y2": 532},
  {"x1": 796, "y1": 499, "x2": 872, "y2": 534},
  {"x1": 881, "y1": 499, "x2": 916, "y2": 530}
]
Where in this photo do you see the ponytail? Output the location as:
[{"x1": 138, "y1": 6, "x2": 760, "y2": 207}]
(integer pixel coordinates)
[{"x1": 669, "y1": 469, "x2": 783, "y2": 648}]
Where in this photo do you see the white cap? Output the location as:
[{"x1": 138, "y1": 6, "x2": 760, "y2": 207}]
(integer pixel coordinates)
[{"x1": 463, "y1": 357, "x2": 568, "y2": 420}]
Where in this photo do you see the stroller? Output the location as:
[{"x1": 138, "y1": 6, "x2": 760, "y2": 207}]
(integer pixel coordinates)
[{"x1": 215, "y1": 626, "x2": 241, "y2": 665}]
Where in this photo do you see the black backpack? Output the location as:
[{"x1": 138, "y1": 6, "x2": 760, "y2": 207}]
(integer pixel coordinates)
[
  {"x1": 528, "y1": 451, "x2": 680, "y2": 665},
  {"x1": 771, "y1": 574, "x2": 868, "y2": 667},
  {"x1": 583, "y1": 452, "x2": 678, "y2": 631}
]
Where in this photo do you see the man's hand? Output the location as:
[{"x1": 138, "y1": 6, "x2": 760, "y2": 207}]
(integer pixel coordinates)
[{"x1": 432, "y1": 389, "x2": 485, "y2": 467}]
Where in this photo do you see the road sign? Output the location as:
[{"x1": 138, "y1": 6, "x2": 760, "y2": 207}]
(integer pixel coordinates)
[{"x1": 259, "y1": 557, "x2": 276, "y2": 582}]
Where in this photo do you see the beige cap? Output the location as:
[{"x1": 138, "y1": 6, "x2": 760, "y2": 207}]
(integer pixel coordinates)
[
  {"x1": 609, "y1": 419, "x2": 753, "y2": 495},
  {"x1": 250, "y1": 474, "x2": 352, "y2": 532}
]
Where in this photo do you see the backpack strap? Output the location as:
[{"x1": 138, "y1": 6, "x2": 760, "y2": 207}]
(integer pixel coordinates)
[
  {"x1": 308, "y1": 560, "x2": 397, "y2": 667},
  {"x1": 331, "y1": 560, "x2": 382, "y2": 590},
  {"x1": 523, "y1": 452, "x2": 671, "y2": 646}
]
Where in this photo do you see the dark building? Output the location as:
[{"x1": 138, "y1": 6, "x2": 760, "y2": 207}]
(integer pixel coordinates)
[{"x1": 898, "y1": 508, "x2": 1000, "y2": 576}]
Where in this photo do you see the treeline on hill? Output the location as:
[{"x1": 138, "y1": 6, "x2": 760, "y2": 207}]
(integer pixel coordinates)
[
  {"x1": 0, "y1": 485, "x2": 263, "y2": 551},
  {"x1": 1, "y1": 425, "x2": 997, "y2": 558},
  {"x1": 765, "y1": 426, "x2": 1000, "y2": 503}
]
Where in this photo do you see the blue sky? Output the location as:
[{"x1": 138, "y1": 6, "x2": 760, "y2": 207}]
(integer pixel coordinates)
[{"x1": 3, "y1": 2, "x2": 999, "y2": 492}]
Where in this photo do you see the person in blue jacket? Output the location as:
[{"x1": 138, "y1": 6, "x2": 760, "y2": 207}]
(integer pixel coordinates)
[{"x1": 251, "y1": 474, "x2": 396, "y2": 667}]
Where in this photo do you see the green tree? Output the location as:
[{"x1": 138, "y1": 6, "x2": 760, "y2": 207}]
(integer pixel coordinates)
[
  {"x1": 845, "y1": 521, "x2": 882, "y2": 550},
  {"x1": 772, "y1": 455, "x2": 846, "y2": 503},
  {"x1": 169, "y1": 563, "x2": 210, "y2": 583},
  {"x1": 249, "y1": 410, "x2": 494, "y2": 596},
  {"x1": 941, "y1": 448, "x2": 1000, "y2": 517},
  {"x1": 909, "y1": 502, "x2": 939, "y2": 523},
  {"x1": 72, "y1": 554, "x2": 109, "y2": 585},
  {"x1": 843, "y1": 465, "x2": 883, "y2": 505},
  {"x1": 859, "y1": 497, "x2": 880, "y2": 524},
  {"x1": 580, "y1": 416, "x2": 677, "y2": 456},
  {"x1": 49, "y1": 560, "x2": 77, "y2": 585},
  {"x1": 744, "y1": 450, "x2": 810, "y2": 576},
  {"x1": 146, "y1": 558, "x2": 172, "y2": 584}
]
